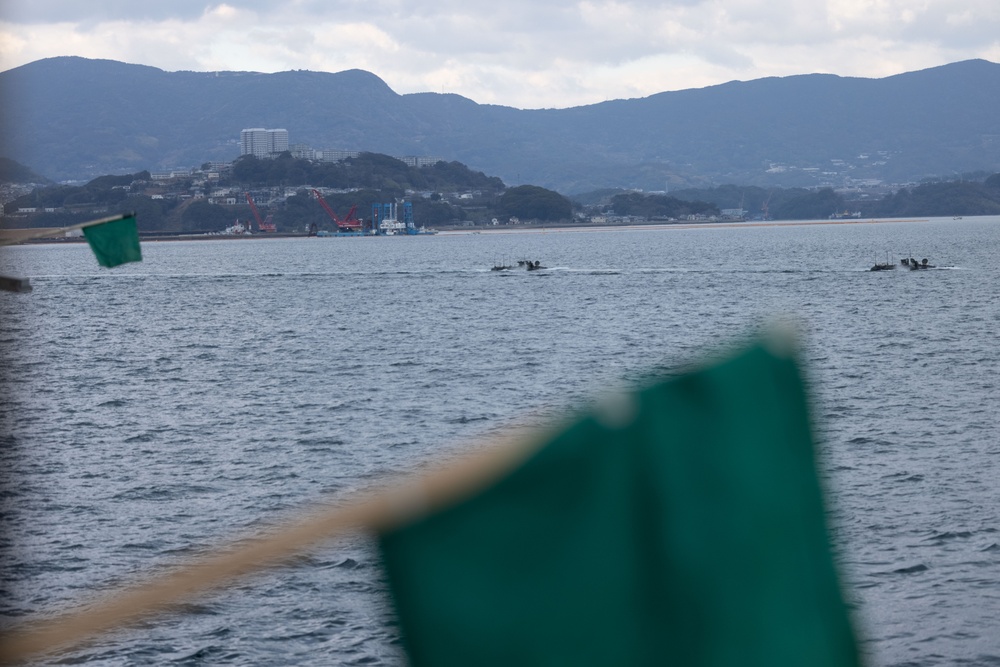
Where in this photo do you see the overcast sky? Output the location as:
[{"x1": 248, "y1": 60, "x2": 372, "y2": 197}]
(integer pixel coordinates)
[{"x1": 1, "y1": 1, "x2": 997, "y2": 109}]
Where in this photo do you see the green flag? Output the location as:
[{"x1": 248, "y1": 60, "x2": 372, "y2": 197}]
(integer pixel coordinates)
[
  {"x1": 82, "y1": 215, "x2": 142, "y2": 267},
  {"x1": 379, "y1": 340, "x2": 861, "y2": 667}
]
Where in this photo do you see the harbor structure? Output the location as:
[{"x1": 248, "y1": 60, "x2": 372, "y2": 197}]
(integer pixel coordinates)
[
  {"x1": 370, "y1": 201, "x2": 434, "y2": 235},
  {"x1": 372, "y1": 201, "x2": 411, "y2": 235}
]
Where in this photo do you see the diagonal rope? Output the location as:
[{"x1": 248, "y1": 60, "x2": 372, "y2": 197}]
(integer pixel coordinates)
[
  {"x1": 0, "y1": 213, "x2": 134, "y2": 247},
  {"x1": 0, "y1": 424, "x2": 547, "y2": 665}
]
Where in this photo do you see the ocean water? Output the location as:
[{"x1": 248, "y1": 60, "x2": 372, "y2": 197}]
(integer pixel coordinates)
[{"x1": 2, "y1": 217, "x2": 999, "y2": 666}]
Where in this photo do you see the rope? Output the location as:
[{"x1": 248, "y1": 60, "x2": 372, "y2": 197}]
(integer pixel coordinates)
[
  {"x1": 0, "y1": 424, "x2": 547, "y2": 664},
  {"x1": 0, "y1": 212, "x2": 134, "y2": 248}
]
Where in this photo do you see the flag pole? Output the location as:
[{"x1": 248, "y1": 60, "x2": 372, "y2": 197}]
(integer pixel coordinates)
[
  {"x1": 0, "y1": 423, "x2": 549, "y2": 665},
  {"x1": 0, "y1": 212, "x2": 135, "y2": 248}
]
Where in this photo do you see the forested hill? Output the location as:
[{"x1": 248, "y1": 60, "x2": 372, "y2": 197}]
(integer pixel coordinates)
[
  {"x1": 2, "y1": 57, "x2": 999, "y2": 192},
  {"x1": 0, "y1": 157, "x2": 49, "y2": 184},
  {"x1": 4, "y1": 153, "x2": 999, "y2": 233},
  {"x1": 605, "y1": 174, "x2": 1000, "y2": 220},
  {"x1": 1, "y1": 154, "x2": 549, "y2": 232}
]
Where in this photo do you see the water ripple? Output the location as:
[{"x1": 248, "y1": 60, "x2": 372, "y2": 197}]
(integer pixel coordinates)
[{"x1": 3, "y1": 218, "x2": 1000, "y2": 666}]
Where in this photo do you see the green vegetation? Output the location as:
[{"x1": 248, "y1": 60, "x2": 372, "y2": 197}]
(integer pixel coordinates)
[
  {"x1": 866, "y1": 179, "x2": 1000, "y2": 217},
  {"x1": 607, "y1": 192, "x2": 719, "y2": 219},
  {"x1": 1, "y1": 169, "x2": 177, "y2": 230},
  {"x1": 3, "y1": 151, "x2": 999, "y2": 233},
  {"x1": 229, "y1": 154, "x2": 503, "y2": 195},
  {"x1": 658, "y1": 177, "x2": 1000, "y2": 220},
  {"x1": 0, "y1": 157, "x2": 49, "y2": 184},
  {"x1": 498, "y1": 186, "x2": 572, "y2": 222},
  {"x1": 179, "y1": 199, "x2": 235, "y2": 232},
  {"x1": 664, "y1": 185, "x2": 839, "y2": 220},
  {"x1": 0, "y1": 157, "x2": 506, "y2": 232},
  {"x1": 8, "y1": 57, "x2": 1000, "y2": 190},
  {"x1": 772, "y1": 188, "x2": 844, "y2": 221}
]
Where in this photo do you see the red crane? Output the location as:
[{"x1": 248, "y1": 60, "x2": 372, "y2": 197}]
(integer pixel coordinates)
[
  {"x1": 245, "y1": 192, "x2": 276, "y2": 232},
  {"x1": 342, "y1": 204, "x2": 359, "y2": 227},
  {"x1": 312, "y1": 189, "x2": 361, "y2": 231}
]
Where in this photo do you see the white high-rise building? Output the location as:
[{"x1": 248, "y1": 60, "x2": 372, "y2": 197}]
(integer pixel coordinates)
[
  {"x1": 269, "y1": 129, "x2": 288, "y2": 153},
  {"x1": 240, "y1": 128, "x2": 289, "y2": 158},
  {"x1": 241, "y1": 128, "x2": 268, "y2": 157}
]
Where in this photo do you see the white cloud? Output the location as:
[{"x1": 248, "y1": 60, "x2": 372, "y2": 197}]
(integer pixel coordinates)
[{"x1": 1, "y1": 0, "x2": 998, "y2": 108}]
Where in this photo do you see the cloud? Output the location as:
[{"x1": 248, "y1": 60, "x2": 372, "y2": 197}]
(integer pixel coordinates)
[
  {"x1": 0, "y1": 1, "x2": 239, "y2": 23},
  {"x1": 1, "y1": 0, "x2": 998, "y2": 108}
]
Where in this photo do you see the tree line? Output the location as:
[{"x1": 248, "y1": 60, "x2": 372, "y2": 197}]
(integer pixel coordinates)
[
  {"x1": 665, "y1": 175, "x2": 1000, "y2": 220},
  {"x1": 1, "y1": 155, "x2": 578, "y2": 232},
  {"x1": 227, "y1": 153, "x2": 505, "y2": 195},
  {"x1": 3, "y1": 153, "x2": 999, "y2": 232}
]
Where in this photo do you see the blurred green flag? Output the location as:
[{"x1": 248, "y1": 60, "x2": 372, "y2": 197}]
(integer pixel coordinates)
[
  {"x1": 379, "y1": 340, "x2": 861, "y2": 667},
  {"x1": 82, "y1": 215, "x2": 142, "y2": 267}
]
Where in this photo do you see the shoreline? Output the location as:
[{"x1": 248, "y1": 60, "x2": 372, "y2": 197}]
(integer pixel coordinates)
[
  {"x1": 1, "y1": 216, "x2": 979, "y2": 246},
  {"x1": 437, "y1": 217, "x2": 935, "y2": 235}
]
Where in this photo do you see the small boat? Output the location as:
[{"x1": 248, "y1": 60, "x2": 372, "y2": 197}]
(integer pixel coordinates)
[
  {"x1": 491, "y1": 255, "x2": 514, "y2": 271},
  {"x1": 869, "y1": 253, "x2": 935, "y2": 272},
  {"x1": 901, "y1": 257, "x2": 934, "y2": 270},
  {"x1": 870, "y1": 252, "x2": 895, "y2": 271},
  {"x1": 495, "y1": 259, "x2": 545, "y2": 271}
]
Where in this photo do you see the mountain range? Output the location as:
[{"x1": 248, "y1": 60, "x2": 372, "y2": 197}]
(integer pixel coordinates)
[{"x1": 1, "y1": 56, "x2": 999, "y2": 193}]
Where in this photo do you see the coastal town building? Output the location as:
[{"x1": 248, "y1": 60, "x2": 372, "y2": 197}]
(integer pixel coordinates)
[
  {"x1": 243, "y1": 130, "x2": 440, "y2": 168},
  {"x1": 240, "y1": 128, "x2": 289, "y2": 158},
  {"x1": 399, "y1": 156, "x2": 444, "y2": 168},
  {"x1": 320, "y1": 149, "x2": 361, "y2": 162}
]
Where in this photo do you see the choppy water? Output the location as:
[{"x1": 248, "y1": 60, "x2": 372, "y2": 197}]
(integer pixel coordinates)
[{"x1": 2, "y1": 217, "x2": 1000, "y2": 666}]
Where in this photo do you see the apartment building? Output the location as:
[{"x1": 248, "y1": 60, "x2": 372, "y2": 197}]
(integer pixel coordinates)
[{"x1": 240, "y1": 128, "x2": 289, "y2": 158}]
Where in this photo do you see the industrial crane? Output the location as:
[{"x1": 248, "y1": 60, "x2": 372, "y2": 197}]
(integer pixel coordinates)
[
  {"x1": 312, "y1": 189, "x2": 362, "y2": 231},
  {"x1": 761, "y1": 190, "x2": 774, "y2": 221},
  {"x1": 245, "y1": 192, "x2": 276, "y2": 232}
]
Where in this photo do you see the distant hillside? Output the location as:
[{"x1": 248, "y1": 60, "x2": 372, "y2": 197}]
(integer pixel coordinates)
[
  {"x1": 0, "y1": 154, "x2": 513, "y2": 232},
  {"x1": 2, "y1": 57, "x2": 999, "y2": 192},
  {"x1": 0, "y1": 157, "x2": 49, "y2": 184}
]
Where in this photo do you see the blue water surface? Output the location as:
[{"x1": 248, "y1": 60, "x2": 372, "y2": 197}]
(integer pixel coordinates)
[{"x1": 2, "y1": 217, "x2": 999, "y2": 666}]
